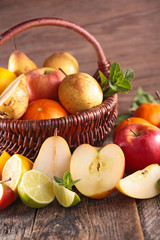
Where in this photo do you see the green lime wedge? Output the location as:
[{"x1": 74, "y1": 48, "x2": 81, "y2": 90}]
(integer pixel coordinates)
[
  {"x1": 18, "y1": 170, "x2": 55, "y2": 208},
  {"x1": 53, "y1": 180, "x2": 81, "y2": 207}
]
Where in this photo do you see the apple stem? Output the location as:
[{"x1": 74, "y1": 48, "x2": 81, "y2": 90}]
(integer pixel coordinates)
[
  {"x1": 0, "y1": 177, "x2": 12, "y2": 184},
  {"x1": 59, "y1": 68, "x2": 67, "y2": 77},
  {"x1": 130, "y1": 129, "x2": 138, "y2": 137}
]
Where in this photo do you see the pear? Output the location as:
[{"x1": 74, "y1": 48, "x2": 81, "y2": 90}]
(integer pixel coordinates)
[
  {"x1": 8, "y1": 50, "x2": 38, "y2": 76},
  {"x1": 58, "y1": 73, "x2": 103, "y2": 114},
  {"x1": 43, "y1": 52, "x2": 79, "y2": 75},
  {"x1": 0, "y1": 74, "x2": 29, "y2": 119}
]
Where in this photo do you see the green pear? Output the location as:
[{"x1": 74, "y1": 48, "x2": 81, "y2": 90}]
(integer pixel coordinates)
[
  {"x1": 8, "y1": 50, "x2": 38, "y2": 76},
  {"x1": 58, "y1": 73, "x2": 103, "y2": 114},
  {"x1": 43, "y1": 52, "x2": 79, "y2": 75}
]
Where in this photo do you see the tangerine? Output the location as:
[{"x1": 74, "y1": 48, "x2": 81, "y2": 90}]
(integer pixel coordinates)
[
  {"x1": 133, "y1": 102, "x2": 160, "y2": 127},
  {"x1": 113, "y1": 117, "x2": 150, "y2": 141},
  {"x1": 22, "y1": 99, "x2": 68, "y2": 120}
]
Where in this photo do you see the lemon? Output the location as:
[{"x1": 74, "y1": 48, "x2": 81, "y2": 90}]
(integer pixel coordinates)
[
  {"x1": 0, "y1": 67, "x2": 17, "y2": 94},
  {"x1": 18, "y1": 170, "x2": 55, "y2": 208},
  {"x1": 2, "y1": 154, "x2": 33, "y2": 193},
  {"x1": 53, "y1": 180, "x2": 81, "y2": 207},
  {"x1": 0, "y1": 151, "x2": 11, "y2": 179}
]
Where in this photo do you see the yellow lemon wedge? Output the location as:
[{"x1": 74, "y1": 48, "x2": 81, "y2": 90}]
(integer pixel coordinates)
[
  {"x1": 0, "y1": 151, "x2": 11, "y2": 179},
  {"x1": 2, "y1": 154, "x2": 33, "y2": 193},
  {"x1": 0, "y1": 67, "x2": 17, "y2": 94}
]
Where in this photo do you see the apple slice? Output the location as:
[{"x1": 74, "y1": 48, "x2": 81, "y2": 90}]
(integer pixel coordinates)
[
  {"x1": 0, "y1": 74, "x2": 29, "y2": 119},
  {"x1": 33, "y1": 136, "x2": 71, "y2": 179},
  {"x1": 70, "y1": 144, "x2": 125, "y2": 199},
  {"x1": 116, "y1": 164, "x2": 160, "y2": 199}
]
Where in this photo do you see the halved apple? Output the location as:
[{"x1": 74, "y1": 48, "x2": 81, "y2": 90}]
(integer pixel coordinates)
[
  {"x1": 116, "y1": 164, "x2": 160, "y2": 199},
  {"x1": 33, "y1": 136, "x2": 71, "y2": 179},
  {"x1": 70, "y1": 144, "x2": 125, "y2": 199}
]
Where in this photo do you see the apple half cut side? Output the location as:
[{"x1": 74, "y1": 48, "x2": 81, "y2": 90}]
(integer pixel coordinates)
[
  {"x1": 70, "y1": 144, "x2": 125, "y2": 199},
  {"x1": 0, "y1": 74, "x2": 29, "y2": 119},
  {"x1": 116, "y1": 164, "x2": 160, "y2": 199}
]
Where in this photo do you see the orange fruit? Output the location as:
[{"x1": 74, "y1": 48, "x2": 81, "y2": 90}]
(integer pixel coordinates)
[
  {"x1": 113, "y1": 117, "x2": 150, "y2": 141},
  {"x1": 133, "y1": 103, "x2": 160, "y2": 127},
  {"x1": 0, "y1": 151, "x2": 11, "y2": 179},
  {"x1": 22, "y1": 99, "x2": 68, "y2": 120}
]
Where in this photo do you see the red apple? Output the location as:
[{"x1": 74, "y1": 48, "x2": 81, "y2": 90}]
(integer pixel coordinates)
[
  {"x1": 0, "y1": 179, "x2": 17, "y2": 210},
  {"x1": 114, "y1": 123, "x2": 160, "y2": 174},
  {"x1": 26, "y1": 67, "x2": 65, "y2": 102}
]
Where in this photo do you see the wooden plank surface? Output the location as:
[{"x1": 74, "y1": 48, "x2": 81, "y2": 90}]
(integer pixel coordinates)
[{"x1": 0, "y1": 0, "x2": 159, "y2": 239}]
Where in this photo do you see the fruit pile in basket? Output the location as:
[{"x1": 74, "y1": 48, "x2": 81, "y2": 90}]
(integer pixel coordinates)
[{"x1": 0, "y1": 47, "x2": 135, "y2": 121}]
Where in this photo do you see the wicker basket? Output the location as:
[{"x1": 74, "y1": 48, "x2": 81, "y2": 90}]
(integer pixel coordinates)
[{"x1": 0, "y1": 17, "x2": 118, "y2": 161}]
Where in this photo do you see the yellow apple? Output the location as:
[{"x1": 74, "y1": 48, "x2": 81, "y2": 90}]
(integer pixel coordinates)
[
  {"x1": 70, "y1": 144, "x2": 125, "y2": 199},
  {"x1": 116, "y1": 164, "x2": 160, "y2": 199}
]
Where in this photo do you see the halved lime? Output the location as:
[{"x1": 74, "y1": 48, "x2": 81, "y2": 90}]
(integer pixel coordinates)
[
  {"x1": 18, "y1": 170, "x2": 55, "y2": 208},
  {"x1": 53, "y1": 180, "x2": 81, "y2": 207}
]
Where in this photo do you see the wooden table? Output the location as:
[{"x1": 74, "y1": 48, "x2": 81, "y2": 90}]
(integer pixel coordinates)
[{"x1": 0, "y1": 0, "x2": 159, "y2": 239}]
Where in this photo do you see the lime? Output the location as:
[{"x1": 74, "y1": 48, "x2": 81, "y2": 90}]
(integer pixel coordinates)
[
  {"x1": 2, "y1": 154, "x2": 33, "y2": 193},
  {"x1": 18, "y1": 170, "x2": 55, "y2": 208},
  {"x1": 53, "y1": 180, "x2": 81, "y2": 207}
]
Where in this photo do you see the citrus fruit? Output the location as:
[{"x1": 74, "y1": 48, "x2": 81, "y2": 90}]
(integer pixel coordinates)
[
  {"x1": 21, "y1": 98, "x2": 68, "y2": 120},
  {"x1": 2, "y1": 154, "x2": 33, "y2": 193},
  {"x1": 18, "y1": 169, "x2": 55, "y2": 208},
  {"x1": 133, "y1": 102, "x2": 160, "y2": 127},
  {"x1": 53, "y1": 180, "x2": 81, "y2": 207},
  {"x1": 0, "y1": 151, "x2": 11, "y2": 179},
  {"x1": 0, "y1": 67, "x2": 17, "y2": 94},
  {"x1": 113, "y1": 117, "x2": 150, "y2": 141}
]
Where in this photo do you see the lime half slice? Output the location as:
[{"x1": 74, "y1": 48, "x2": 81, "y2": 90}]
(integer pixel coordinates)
[
  {"x1": 53, "y1": 180, "x2": 81, "y2": 207},
  {"x1": 18, "y1": 170, "x2": 55, "y2": 208}
]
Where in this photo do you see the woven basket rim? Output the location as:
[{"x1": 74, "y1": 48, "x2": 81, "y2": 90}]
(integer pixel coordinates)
[{"x1": 0, "y1": 93, "x2": 118, "y2": 125}]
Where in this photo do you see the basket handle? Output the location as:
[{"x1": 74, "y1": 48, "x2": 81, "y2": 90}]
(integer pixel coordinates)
[{"x1": 0, "y1": 17, "x2": 110, "y2": 76}]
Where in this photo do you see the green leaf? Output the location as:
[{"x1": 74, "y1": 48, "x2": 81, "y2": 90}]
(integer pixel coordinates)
[
  {"x1": 129, "y1": 87, "x2": 160, "y2": 111},
  {"x1": 54, "y1": 171, "x2": 81, "y2": 190},
  {"x1": 54, "y1": 176, "x2": 64, "y2": 184},
  {"x1": 121, "y1": 69, "x2": 134, "y2": 82},
  {"x1": 109, "y1": 62, "x2": 121, "y2": 80},
  {"x1": 99, "y1": 70, "x2": 107, "y2": 87}
]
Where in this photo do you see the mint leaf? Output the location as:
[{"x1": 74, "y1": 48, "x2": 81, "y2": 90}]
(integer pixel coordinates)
[
  {"x1": 99, "y1": 70, "x2": 107, "y2": 87},
  {"x1": 121, "y1": 69, "x2": 134, "y2": 82},
  {"x1": 157, "y1": 179, "x2": 160, "y2": 187},
  {"x1": 54, "y1": 171, "x2": 81, "y2": 190},
  {"x1": 109, "y1": 62, "x2": 121, "y2": 80},
  {"x1": 99, "y1": 62, "x2": 134, "y2": 99},
  {"x1": 129, "y1": 87, "x2": 160, "y2": 111}
]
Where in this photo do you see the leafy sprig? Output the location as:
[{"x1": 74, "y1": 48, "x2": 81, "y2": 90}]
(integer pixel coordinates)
[
  {"x1": 54, "y1": 171, "x2": 80, "y2": 190},
  {"x1": 114, "y1": 87, "x2": 160, "y2": 127},
  {"x1": 100, "y1": 62, "x2": 134, "y2": 99},
  {"x1": 130, "y1": 87, "x2": 160, "y2": 111}
]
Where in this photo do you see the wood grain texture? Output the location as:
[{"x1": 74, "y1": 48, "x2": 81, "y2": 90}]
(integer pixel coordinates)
[{"x1": 0, "y1": 0, "x2": 159, "y2": 239}]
